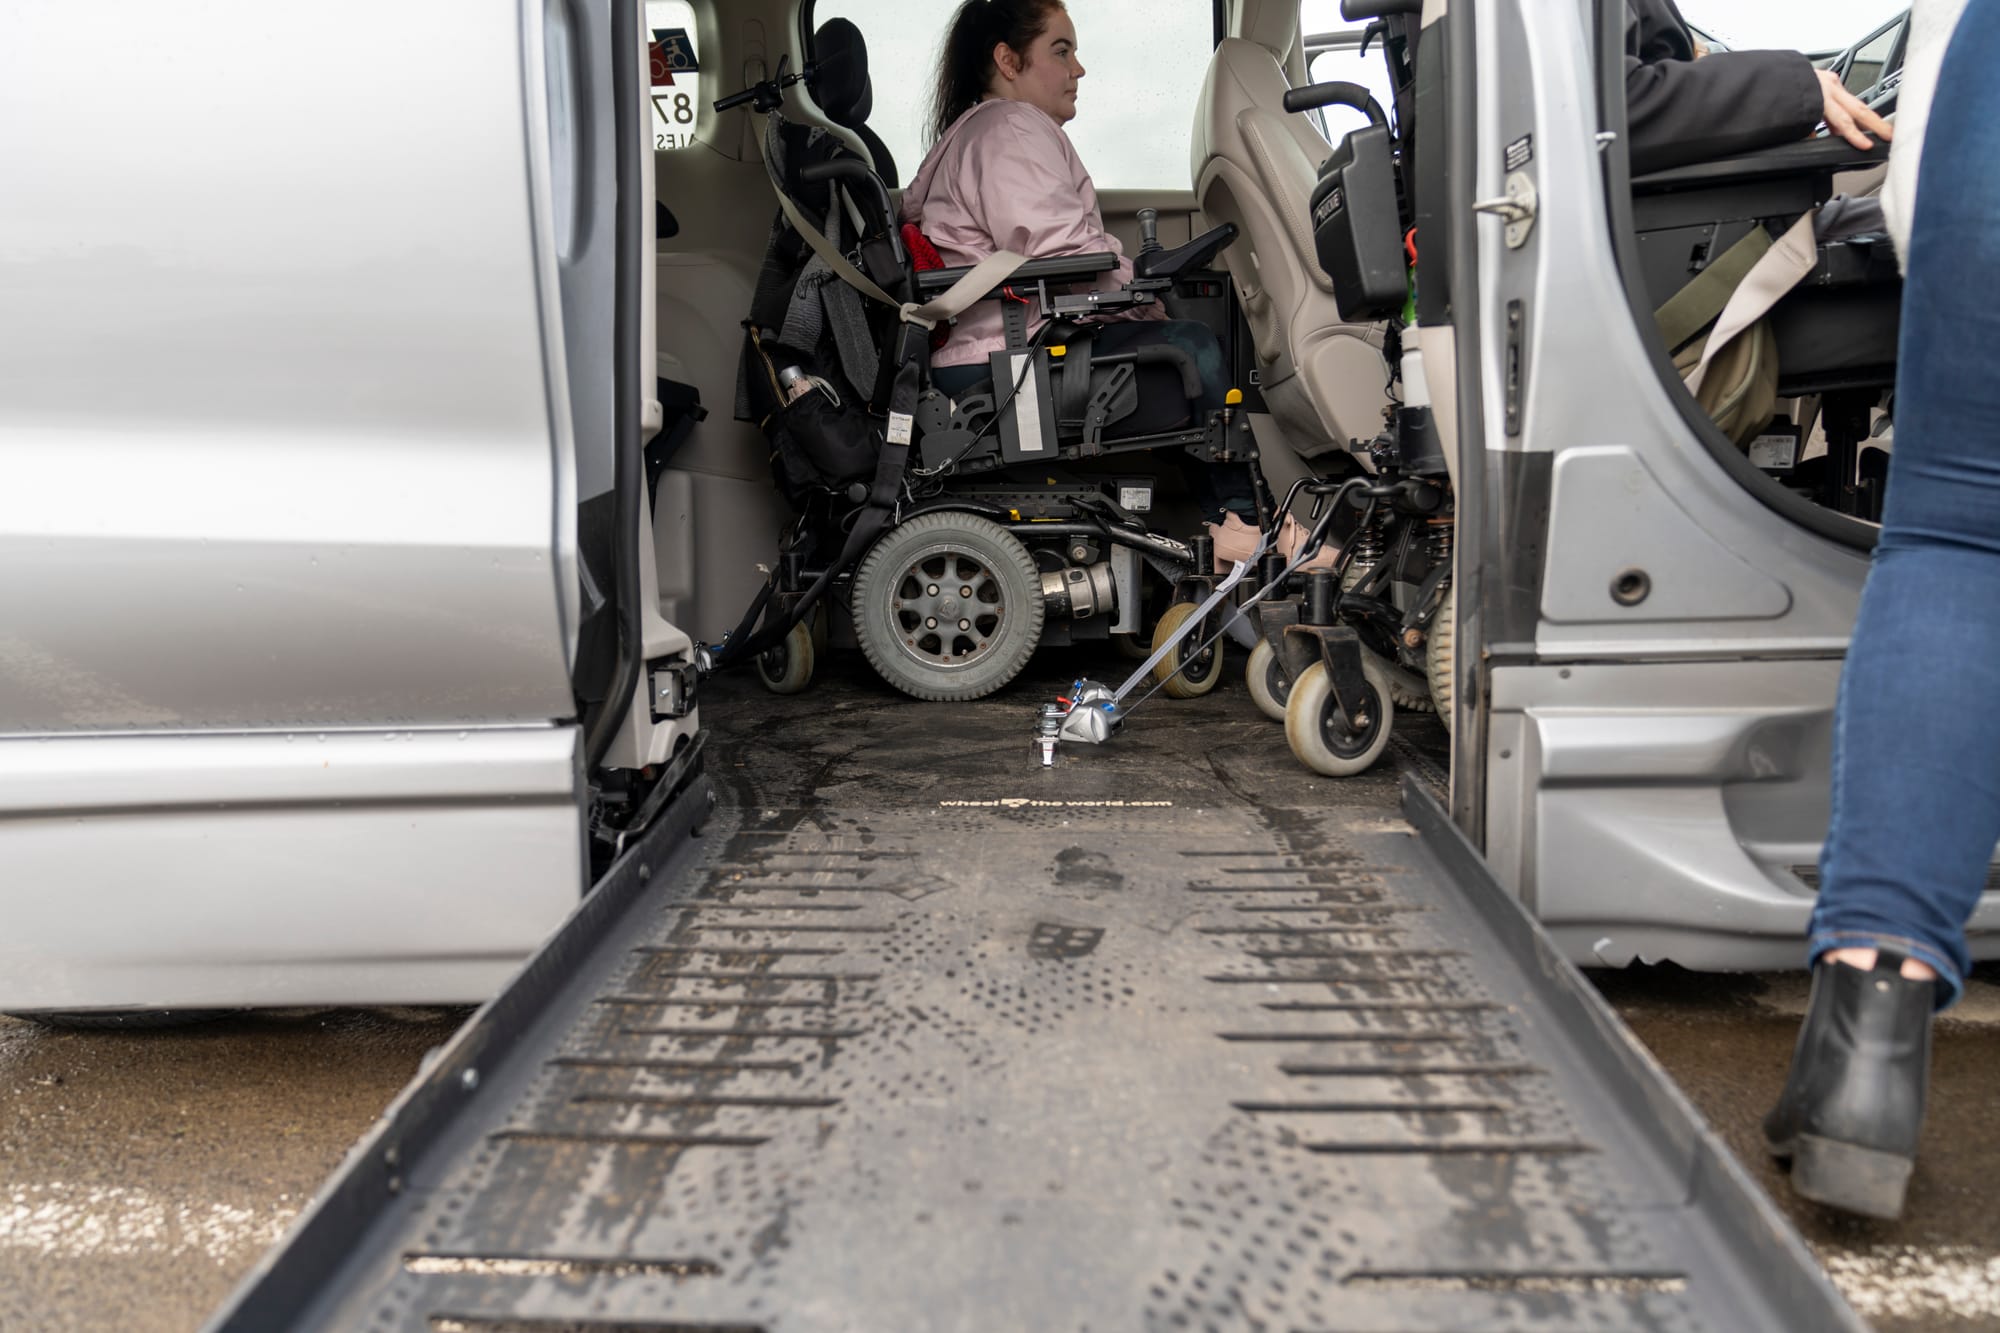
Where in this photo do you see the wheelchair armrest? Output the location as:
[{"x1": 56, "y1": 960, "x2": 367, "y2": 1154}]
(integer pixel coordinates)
[
  {"x1": 1132, "y1": 223, "x2": 1238, "y2": 281},
  {"x1": 1631, "y1": 138, "x2": 1890, "y2": 239},
  {"x1": 912, "y1": 251, "x2": 1119, "y2": 298},
  {"x1": 1631, "y1": 138, "x2": 1889, "y2": 196}
]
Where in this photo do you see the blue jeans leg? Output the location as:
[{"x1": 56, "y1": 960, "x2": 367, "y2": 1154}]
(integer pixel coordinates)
[{"x1": 1808, "y1": 0, "x2": 2000, "y2": 1009}]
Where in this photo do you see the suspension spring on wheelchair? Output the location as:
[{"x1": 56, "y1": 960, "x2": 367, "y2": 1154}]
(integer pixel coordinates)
[
  {"x1": 1426, "y1": 517, "x2": 1454, "y2": 569},
  {"x1": 1343, "y1": 514, "x2": 1390, "y2": 593}
]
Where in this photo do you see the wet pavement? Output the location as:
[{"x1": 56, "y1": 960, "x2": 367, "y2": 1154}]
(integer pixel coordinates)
[
  {"x1": 1601, "y1": 962, "x2": 2000, "y2": 1332},
  {"x1": 2, "y1": 648, "x2": 1996, "y2": 1329},
  {"x1": 0, "y1": 1008, "x2": 464, "y2": 1333}
]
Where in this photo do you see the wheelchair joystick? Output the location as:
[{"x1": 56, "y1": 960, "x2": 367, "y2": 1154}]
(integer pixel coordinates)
[{"x1": 1136, "y1": 208, "x2": 1162, "y2": 257}]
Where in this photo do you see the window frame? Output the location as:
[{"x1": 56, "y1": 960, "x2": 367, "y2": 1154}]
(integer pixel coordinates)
[{"x1": 1588, "y1": 0, "x2": 1880, "y2": 552}]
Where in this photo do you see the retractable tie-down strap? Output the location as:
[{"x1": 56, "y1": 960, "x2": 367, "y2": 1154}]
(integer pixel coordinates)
[{"x1": 1053, "y1": 528, "x2": 1277, "y2": 746}]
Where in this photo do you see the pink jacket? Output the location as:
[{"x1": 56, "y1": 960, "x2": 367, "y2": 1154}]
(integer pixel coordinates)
[{"x1": 899, "y1": 98, "x2": 1162, "y2": 368}]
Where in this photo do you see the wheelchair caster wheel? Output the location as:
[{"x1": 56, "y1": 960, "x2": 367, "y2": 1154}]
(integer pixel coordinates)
[
  {"x1": 1245, "y1": 639, "x2": 1291, "y2": 723},
  {"x1": 1150, "y1": 602, "x2": 1224, "y2": 699},
  {"x1": 1284, "y1": 655, "x2": 1394, "y2": 777},
  {"x1": 756, "y1": 621, "x2": 817, "y2": 695}
]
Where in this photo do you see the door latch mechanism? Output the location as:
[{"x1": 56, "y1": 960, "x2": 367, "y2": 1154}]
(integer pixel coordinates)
[{"x1": 1473, "y1": 171, "x2": 1538, "y2": 249}]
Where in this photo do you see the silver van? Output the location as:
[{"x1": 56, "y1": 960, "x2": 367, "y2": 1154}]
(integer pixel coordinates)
[{"x1": 2, "y1": 0, "x2": 1982, "y2": 1016}]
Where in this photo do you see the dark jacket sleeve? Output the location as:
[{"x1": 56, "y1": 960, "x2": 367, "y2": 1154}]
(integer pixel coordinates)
[{"x1": 1625, "y1": 0, "x2": 1824, "y2": 175}]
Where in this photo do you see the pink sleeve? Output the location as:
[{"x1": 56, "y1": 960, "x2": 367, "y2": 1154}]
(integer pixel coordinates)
[
  {"x1": 961, "y1": 109, "x2": 1164, "y2": 320},
  {"x1": 962, "y1": 110, "x2": 1111, "y2": 258}
]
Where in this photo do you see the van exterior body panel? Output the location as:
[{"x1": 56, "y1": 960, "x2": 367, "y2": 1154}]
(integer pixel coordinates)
[
  {"x1": 0, "y1": 727, "x2": 582, "y2": 1011},
  {"x1": 0, "y1": 0, "x2": 577, "y2": 736}
]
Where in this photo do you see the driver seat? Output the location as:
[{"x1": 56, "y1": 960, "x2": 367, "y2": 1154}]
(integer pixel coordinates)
[{"x1": 1193, "y1": 0, "x2": 1390, "y2": 462}]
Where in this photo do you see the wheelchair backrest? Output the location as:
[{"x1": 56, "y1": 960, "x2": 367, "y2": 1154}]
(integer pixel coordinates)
[{"x1": 737, "y1": 113, "x2": 908, "y2": 429}]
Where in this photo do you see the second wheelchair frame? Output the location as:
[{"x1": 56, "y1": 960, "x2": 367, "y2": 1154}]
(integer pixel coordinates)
[{"x1": 1148, "y1": 387, "x2": 1457, "y2": 778}]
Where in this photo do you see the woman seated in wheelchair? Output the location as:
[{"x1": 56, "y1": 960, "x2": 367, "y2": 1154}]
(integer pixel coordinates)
[{"x1": 902, "y1": 0, "x2": 1254, "y2": 522}]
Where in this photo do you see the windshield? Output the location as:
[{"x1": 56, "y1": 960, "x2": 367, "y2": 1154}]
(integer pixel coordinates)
[{"x1": 1673, "y1": 2, "x2": 1903, "y2": 54}]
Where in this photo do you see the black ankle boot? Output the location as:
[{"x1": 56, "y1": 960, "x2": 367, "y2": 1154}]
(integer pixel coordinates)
[{"x1": 1763, "y1": 953, "x2": 1934, "y2": 1220}]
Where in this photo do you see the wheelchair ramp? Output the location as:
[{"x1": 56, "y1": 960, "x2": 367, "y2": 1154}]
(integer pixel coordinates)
[{"x1": 206, "y1": 766, "x2": 1857, "y2": 1330}]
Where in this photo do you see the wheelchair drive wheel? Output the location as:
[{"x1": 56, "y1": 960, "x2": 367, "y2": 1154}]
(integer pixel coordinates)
[
  {"x1": 851, "y1": 512, "x2": 1045, "y2": 701},
  {"x1": 1150, "y1": 601, "x2": 1225, "y2": 699},
  {"x1": 756, "y1": 620, "x2": 818, "y2": 695},
  {"x1": 1283, "y1": 653, "x2": 1395, "y2": 777},
  {"x1": 1244, "y1": 638, "x2": 1291, "y2": 722}
]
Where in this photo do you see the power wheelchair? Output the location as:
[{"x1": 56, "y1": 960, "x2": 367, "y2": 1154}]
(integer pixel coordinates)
[{"x1": 701, "y1": 58, "x2": 1257, "y2": 703}]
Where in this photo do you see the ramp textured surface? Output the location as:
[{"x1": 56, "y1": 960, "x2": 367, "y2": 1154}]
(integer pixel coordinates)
[{"x1": 208, "y1": 664, "x2": 1852, "y2": 1331}]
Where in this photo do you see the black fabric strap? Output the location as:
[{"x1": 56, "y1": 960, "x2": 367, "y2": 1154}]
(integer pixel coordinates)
[{"x1": 1055, "y1": 330, "x2": 1096, "y2": 426}]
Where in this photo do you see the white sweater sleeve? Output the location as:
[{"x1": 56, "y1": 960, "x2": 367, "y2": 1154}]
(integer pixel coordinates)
[{"x1": 1883, "y1": 0, "x2": 1974, "y2": 271}]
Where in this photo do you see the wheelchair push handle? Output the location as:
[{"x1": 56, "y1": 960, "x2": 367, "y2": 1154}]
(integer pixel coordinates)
[
  {"x1": 1283, "y1": 80, "x2": 1388, "y2": 127},
  {"x1": 1339, "y1": 0, "x2": 1422, "y2": 19},
  {"x1": 798, "y1": 157, "x2": 896, "y2": 226},
  {"x1": 713, "y1": 52, "x2": 809, "y2": 114}
]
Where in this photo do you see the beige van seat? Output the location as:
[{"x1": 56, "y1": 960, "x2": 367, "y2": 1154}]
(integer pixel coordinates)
[{"x1": 1193, "y1": 0, "x2": 1390, "y2": 461}]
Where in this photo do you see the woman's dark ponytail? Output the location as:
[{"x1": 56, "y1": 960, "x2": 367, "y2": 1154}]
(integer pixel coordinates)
[{"x1": 927, "y1": 0, "x2": 1067, "y2": 143}]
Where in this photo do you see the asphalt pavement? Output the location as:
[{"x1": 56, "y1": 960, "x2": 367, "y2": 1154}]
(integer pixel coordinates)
[{"x1": 0, "y1": 1008, "x2": 463, "y2": 1333}]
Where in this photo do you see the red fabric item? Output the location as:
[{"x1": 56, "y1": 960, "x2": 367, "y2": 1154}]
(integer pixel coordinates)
[
  {"x1": 900, "y1": 224, "x2": 952, "y2": 352},
  {"x1": 901, "y1": 222, "x2": 944, "y2": 271}
]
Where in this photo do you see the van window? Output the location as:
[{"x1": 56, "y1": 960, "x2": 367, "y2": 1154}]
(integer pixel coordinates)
[
  {"x1": 1675, "y1": 5, "x2": 1904, "y2": 55},
  {"x1": 1301, "y1": 0, "x2": 1397, "y2": 143},
  {"x1": 648, "y1": 0, "x2": 702, "y2": 150},
  {"x1": 1842, "y1": 19, "x2": 1902, "y2": 95},
  {"x1": 810, "y1": 1, "x2": 1214, "y2": 191}
]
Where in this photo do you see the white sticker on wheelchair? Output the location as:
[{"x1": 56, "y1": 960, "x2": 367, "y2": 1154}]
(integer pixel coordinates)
[
  {"x1": 886, "y1": 412, "x2": 914, "y2": 445},
  {"x1": 1748, "y1": 431, "x2": 1798, "y2": 470},
  {"x1": 1011, "y1": 352, "x2": 1047, "y2": 453}
]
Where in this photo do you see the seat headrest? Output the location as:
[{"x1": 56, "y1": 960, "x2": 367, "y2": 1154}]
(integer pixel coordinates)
[
  {"x1": 813, "y1": 17, "x2": 874, "y2": 128},
  {"x1": 1236, "y1": 0, "x2": 1298, "y2": 60}
]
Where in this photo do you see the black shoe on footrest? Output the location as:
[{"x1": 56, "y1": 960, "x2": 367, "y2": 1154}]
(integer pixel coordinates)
[{"x1": 1762, "y1": 953, "x2": 1934, "y2": 1220}]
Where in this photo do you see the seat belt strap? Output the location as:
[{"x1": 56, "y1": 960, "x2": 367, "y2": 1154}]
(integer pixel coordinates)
[
  {"x1": 1655, "y1": 225, "x2": 1773, "y2": 353},
  {"x1": 1684, "y1": 210, "x2": 1819, "y2": 397},
  {"x1": 760, "y1": 118, "x2": 1031, "y2": 330}
]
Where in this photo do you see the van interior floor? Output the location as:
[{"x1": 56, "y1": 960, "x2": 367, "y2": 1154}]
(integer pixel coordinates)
[
  {"x1": 703, "y1": 642, "x2": 1450, "y2": 819},
  {"x1": 215, "y1": 648, "x2": 1854, "y2": 1330}
]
